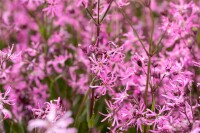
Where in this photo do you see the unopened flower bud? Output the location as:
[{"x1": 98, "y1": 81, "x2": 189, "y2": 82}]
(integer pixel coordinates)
[{"x1": 137, "y1": 60, "x2": 143, "y2": 67}]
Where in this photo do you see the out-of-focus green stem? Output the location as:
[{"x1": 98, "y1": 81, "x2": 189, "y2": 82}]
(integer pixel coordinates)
[
  {"x1": 74, "y1": 84, "x2": 92, "y2": 127},
  {"x1": 19, "y1": 121, "x2": 25, "y2": 133}
]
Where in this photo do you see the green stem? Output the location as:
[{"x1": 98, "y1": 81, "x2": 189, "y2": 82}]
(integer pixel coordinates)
[
  {"x1": 89, "y1": 2, "x2": 101, "y2": 133},
  {"x1": 144, "y1": 56, "x2": 151, "y2": 106},
  {"x1": 74, "y1": 86, "x2": 92, "y2": 127},
  {"x1": 144, "y1": 7, "x2": 155, "y2": 109},
  {"x1": 19, "y1": 121, "x2": 25, "y2": 133},
  {"x1": 144, "y1": 7, "x2": 155, "y2": 133},
  {"x1": 151, "y1": 93, "x2": 156, "y2": 111},
  {"x1": 89, "y1": 88, "x2": 95, "y2": 133}
]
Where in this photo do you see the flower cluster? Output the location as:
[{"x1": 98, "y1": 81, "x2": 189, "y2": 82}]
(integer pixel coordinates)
[{"x1": 0, "y1": 0, "x2": 199, "y2": 132}]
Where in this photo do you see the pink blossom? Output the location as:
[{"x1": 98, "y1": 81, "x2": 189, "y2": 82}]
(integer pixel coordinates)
[
  {"x1": 42, "y1": 0, "x2": 62, "y2": 16},
  {"x1": 29, "y1": 98, "x2": 76, "y2": 133}
]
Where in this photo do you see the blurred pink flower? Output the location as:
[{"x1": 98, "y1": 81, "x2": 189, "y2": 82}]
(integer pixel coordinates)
[
  {"x1": 28, "y1": 110, "x2": 76, "y2": 133},
  {"x1": 43, "y1": 0, "x2": 62, "y2": 16},
  {"x1": 29, "y1": 98, "x2": 76, "y2": 133}
]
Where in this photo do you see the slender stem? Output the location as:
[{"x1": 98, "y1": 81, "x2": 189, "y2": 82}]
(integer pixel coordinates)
[
  {"x1": 189, "y1": 89, "x2": 194, "y2": 122},
  {"x1": 149, "y1": 8, "x2": 154, "y2": 47},
  {"x1": 100, "y1": 0, "x2": 114, "y2": 23},
  {"x1": 89, "y1": 89, "x2": 95, "y2": 133},
  {"x1": 144, "y1": 56, "x2": 151, "y2": 106},
  {"x1": 74, "y1": 77, "x2": 96, "y2": 128},
  {"x1": 89, "y1": 0, "x2": 100, "y2": 124},
  {"x1": 144, "y1": 7, "x2": 155, "y2": 133},
  {"x1": 150, "y1": 74, "x2": 166, "y2": 111},
  {"x1": 19, "y1": 121, "x2": 25, "y2": 133},
  {"x1": 151, "y1": 93, "x2": 156, "y2": 111},
  {"x1": 74, "y1": 87, "x2": 92, "y2": 127},
  {"x1": 81, "y1": 1, "x2": 111, "y2": 132},
  {"x1": 90, "y1": 89, "x2": 95, "y2": 117},
  {"x1": 116, "y1": 4, "x2": 148, "y2": 55},
  {"x1": 95, "y1": 0, "x2": 101, "y2": 46},
  {"x1": 89, "y1": 1, "x2": 101, "y2": 132},
  {"x1": 82, "y1": 2, "x2": 97, "y2": 25},
  {"x1": 144, "y1": 8, "x2": 154, "y2": 108},
  {"x1": 98, "y1": 0, "x2": 100, "y2": 24},
  {"x1": 152, "y1": 24, "x2": 169, "y2": 55}
]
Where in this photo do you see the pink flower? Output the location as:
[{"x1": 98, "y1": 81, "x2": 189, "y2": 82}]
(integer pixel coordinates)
[
  {"x1": 0, "y1": 87, "x2": 14, "y2": 120},
  {"x1": 113, "y1": 84, "x2": 129, "y2": 104},
  {"x1": 89, "y1": 53, "x2": 108, "y2": 75},
  {"x1": 146, "y1": 106, "x2": 170, "y2": 129},
  {"x1": 28, "y1": 110, "x2": 76, "y2": 133},
  {"x1": 90, "y1": 73, "x2": 116, "y2": 95},
  {"x1": 42, "y1": 0, "x2": 62, "y2": 17},
  {"x1": 2, "y1": 109, "x2": 12, "y2": 119},
  {"x1": 0, "y1": 87, "x2": 15, "y2": 106},
  {"x1": 0, "y1": 44, "x2": 21, "y2": 63},
  {"x1": 131, "y1": 100, "x2": 147, "y2": 132},
  {"x1": 100, "y1": 100, "x2": 119, "y2": 127},
  {"x1": 29, "y1": 98, "x2": 77, "y2": 133}
]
